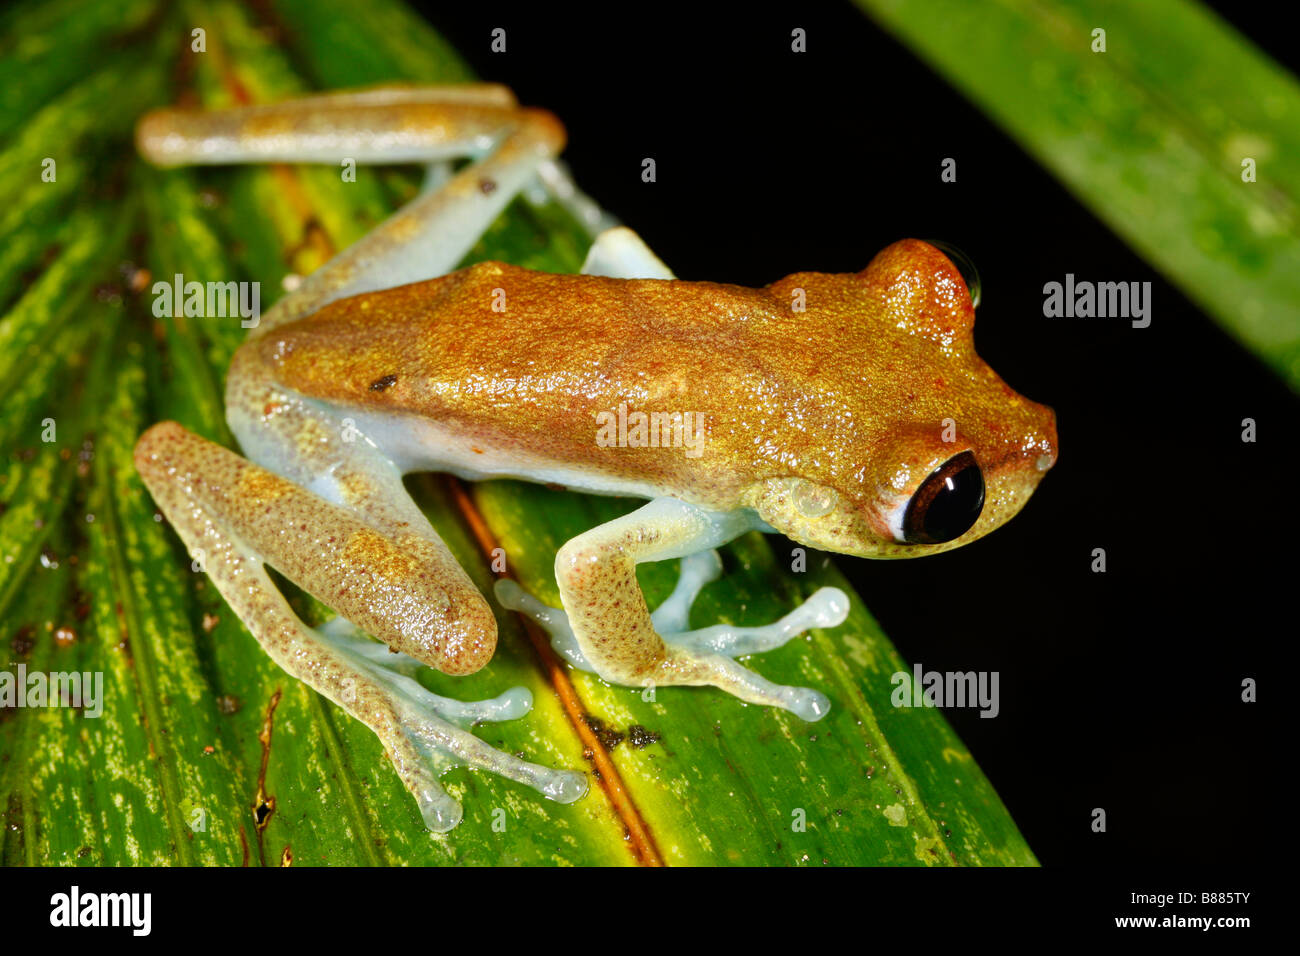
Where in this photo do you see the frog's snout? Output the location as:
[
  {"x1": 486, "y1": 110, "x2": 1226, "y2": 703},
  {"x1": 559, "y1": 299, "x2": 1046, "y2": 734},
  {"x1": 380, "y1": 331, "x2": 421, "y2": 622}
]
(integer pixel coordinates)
[
  {"x1": 1032, "y1": 403, "x2": 1059, "y2": 475},
  {"x1": 992, "y1": 398, "x2": 1058, "y2": 488}
]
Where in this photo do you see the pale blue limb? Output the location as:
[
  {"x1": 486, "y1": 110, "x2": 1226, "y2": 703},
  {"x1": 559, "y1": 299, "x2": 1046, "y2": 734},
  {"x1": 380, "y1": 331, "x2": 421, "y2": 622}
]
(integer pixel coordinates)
[
  {"x1": 493, "y1": 580, "x2": 592, "y2": 672},
  {"x1": 581, "y1": 225, "x2": 675, "y2": 279},
  {"x1": 663, "y1": 587, "x2": 849, "y2": 656},
  {"x1": 317, "y1": 615, "x2": 586, "y2": 830},
  {"x1": 649, "y1": 549, "x2": 723, "y2": 634}
]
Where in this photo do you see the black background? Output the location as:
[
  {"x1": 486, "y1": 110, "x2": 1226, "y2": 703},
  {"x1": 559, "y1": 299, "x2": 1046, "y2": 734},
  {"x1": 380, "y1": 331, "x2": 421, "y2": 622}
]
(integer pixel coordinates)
[{"x1": 416, "y1": 1, "x2": 1287, "y2": 867}]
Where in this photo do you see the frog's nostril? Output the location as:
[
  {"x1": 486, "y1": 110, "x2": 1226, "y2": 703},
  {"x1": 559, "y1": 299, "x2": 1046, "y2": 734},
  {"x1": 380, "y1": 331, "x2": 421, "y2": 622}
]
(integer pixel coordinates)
[{"x1": 1030, "y1": 406, "x2": 1059, "y2": 473}]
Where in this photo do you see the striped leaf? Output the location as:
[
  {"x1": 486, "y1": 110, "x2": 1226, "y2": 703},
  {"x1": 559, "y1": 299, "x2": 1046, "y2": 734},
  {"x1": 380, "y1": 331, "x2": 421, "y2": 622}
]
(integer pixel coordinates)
[{"x1": 0, "y1": 0, "x2": 1034, "y2": 866}]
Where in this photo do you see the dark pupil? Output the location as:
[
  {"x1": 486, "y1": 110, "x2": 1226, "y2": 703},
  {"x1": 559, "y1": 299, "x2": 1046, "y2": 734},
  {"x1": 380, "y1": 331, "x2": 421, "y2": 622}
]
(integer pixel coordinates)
[{"x1": 903, "y1": 451, "x2": 985, "y2": 545}]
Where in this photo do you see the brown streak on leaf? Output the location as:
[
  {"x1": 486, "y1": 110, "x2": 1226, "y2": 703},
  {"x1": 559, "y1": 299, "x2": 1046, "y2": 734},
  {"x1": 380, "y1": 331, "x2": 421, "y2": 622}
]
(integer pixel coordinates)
[
  {"x1": 447, "y1": 477, "x2": 665, "y2": 866},
  {"x1": 252, "y1": 688, "x2": 282, "y2": 865}
]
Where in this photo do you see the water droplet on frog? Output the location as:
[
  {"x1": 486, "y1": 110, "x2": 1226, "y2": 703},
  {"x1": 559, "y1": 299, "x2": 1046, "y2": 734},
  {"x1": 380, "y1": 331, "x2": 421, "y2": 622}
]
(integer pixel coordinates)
[
  {"x1": 793, "y1": 480, "x2": 836, "y2": 518},
  {"x1": 926, "y1": 239, "x2": 981, "y2": 309}
]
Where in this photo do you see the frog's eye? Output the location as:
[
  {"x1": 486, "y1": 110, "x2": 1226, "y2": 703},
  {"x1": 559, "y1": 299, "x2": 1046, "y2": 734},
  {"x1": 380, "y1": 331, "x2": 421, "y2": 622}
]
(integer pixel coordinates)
[{"x1": 902, "y1": 451, "x2": 985, "y2": 544}]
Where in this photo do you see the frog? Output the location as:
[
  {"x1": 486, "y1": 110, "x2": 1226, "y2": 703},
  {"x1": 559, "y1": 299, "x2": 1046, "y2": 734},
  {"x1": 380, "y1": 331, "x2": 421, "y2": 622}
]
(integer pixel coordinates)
[{"x1": 132, "y1": 84, "x2": 1057, "y2": 832}]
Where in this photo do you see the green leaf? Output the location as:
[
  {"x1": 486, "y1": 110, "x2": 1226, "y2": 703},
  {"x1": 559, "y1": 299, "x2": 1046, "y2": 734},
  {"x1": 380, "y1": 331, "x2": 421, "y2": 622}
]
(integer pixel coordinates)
[
  {"x1": 0, "y1": 0, "x2": 1034, "y2": 865},
  {"x1": 854, "y1": 0, "x2": 1300, "y2": 391}
]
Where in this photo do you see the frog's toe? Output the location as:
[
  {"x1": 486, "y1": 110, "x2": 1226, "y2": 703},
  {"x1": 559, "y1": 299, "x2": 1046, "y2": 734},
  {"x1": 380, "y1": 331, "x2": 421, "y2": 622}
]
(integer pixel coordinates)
[
  {"x1": 494, "y1": 564, "x2": 842, "y2": 724},
  {"x1": 393, "y1": 692, "x2": 590, "y2": 830},
  {"x1": 317, "y1": 615, "x2": 588, "y2": 831},
  {"x1": 402, "y1": 715, "x2": 589, "y2": 831},
  {"x1": 674, "y1": 649, "x2": 833, "y2": 722},
  {"x1": 654, "y1": 585, "x2": 845, "y2": 722},
  {"x1": 494, "y1": 579, "x2": 592, "y2": 671},
  {"x1": 414, "y1": 782, "x2": 464, "y2": 832},
  {"x1": 649, "y1": 550, "x2": 724, "y2": 634},
  {"x1": 661, "y1": 586, "x2": 849, "y2": 657},
  {"x1": 780, "y1": 684, "x2": 833, "y2": 722}
]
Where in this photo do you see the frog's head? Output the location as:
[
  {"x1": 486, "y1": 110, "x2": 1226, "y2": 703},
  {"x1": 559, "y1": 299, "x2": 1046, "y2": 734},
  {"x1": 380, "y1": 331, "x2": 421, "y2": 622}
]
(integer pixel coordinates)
[{"x1": 749, "y1": 239, "x2": 1057, "y2": 559}]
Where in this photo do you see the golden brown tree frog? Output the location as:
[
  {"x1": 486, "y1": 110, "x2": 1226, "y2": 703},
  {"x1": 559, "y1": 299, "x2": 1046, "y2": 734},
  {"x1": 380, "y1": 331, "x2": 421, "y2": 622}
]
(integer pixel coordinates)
[{"x1": 132, "y1": 84, "x2": 1057, "y2": 831}]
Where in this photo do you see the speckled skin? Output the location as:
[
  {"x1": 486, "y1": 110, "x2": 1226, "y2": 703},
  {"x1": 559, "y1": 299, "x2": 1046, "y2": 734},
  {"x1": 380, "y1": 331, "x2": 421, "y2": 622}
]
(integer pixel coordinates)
[
  {"x1": 133, "y1": 85, "x2": 1056, "y2": 827},
  {"x1": 257, "y1": 239, "x2": 1057, "y2": 557},
  {"x1": 136, "y1": 422, "x2": 495, "y2": 672},
  {"x1": 165, "y1": 236, "x2": 1055, "y2": 706},
  {"x1": 134, "y1": 423, "x2": 496, "y2": 819}
]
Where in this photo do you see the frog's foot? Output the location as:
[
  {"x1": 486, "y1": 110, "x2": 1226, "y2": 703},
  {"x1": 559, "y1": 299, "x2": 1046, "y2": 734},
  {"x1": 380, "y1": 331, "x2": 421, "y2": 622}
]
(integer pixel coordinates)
[
  {"x1": 494, "y1": 548, "x2": 848, "y2": 722},
  {"x1": 316, "y1": 616, "x2": 588, "y2": 831},
  {"x1": 135, "y1": 422, "x2": 587, "y2": 833},
  {"x1": 650, "y1": 552, "x2": 851, "y2": 658},
  {"x1": 493, "y1": 580, "x2": 592, "y2": 671}
]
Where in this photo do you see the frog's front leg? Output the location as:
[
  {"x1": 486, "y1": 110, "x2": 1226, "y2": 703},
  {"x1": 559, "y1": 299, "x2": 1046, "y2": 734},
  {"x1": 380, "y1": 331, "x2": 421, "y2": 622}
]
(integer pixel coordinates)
[
  {"x1": 499, "y1": 498, "x2": 848, "y2": 721},
  {"x1": 137, "y1": 83, "x2": 608, "y2": 333}
]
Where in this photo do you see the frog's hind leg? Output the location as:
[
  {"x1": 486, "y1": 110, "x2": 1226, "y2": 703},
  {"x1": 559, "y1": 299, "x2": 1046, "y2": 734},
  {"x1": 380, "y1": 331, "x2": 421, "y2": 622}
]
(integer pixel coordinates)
[
  {"x1": 133, "y1": 85, "x2": 609, "y2": 828},
  {"x1": 135, "y1": 422, "x2": 587, "y2": 832},
  {"x1": 137, "y1": 84, "x2": 608, "y2": 334}
]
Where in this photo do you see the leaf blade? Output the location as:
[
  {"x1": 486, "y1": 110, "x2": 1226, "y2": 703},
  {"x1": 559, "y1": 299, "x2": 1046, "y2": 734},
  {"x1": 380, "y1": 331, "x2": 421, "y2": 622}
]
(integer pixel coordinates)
[{"x1": 854, "y1": 0, "x2": 1300, "y2": 390}]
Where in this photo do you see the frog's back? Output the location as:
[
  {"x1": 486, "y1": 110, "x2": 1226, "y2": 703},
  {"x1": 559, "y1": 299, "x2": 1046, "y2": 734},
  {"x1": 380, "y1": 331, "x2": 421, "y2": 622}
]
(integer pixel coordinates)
[
  {"x1": 256, "y1": 261, "x2": 806, "y2": 500},
  {"x1": 246, "y1": 253, "x2": 1024, "y2": 506},
  {"x1": 262, "y1": 261, "x2": 782, "y2": 423}
]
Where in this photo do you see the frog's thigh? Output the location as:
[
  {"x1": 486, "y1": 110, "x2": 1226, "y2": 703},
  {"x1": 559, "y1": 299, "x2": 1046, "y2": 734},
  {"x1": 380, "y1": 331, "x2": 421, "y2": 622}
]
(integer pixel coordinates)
[
  {"x1": 141, "y1": 420, "x2": 492, "y2": 676},
  {"x1": 552, "y1": 498, "x2": 832, "y2": 721},
  {"x1": 134, "y1": 422, "x2": 586, "y2": 830}
]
